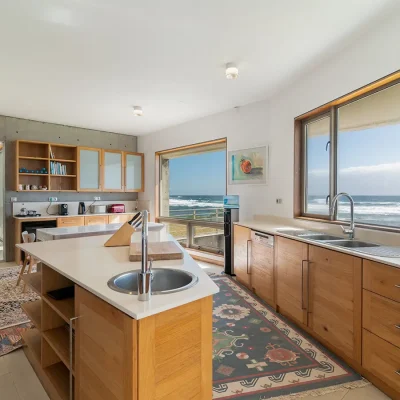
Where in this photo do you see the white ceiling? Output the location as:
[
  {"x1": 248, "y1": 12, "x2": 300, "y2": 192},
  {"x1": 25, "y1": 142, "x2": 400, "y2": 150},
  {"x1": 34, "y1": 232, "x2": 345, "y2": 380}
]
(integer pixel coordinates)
[{"x1": 0, "y1": 0, "x2": 397, "y2": 136}]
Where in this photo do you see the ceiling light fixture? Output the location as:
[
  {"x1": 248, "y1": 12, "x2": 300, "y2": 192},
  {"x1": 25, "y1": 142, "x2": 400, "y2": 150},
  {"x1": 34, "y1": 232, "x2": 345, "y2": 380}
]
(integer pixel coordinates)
[
  {"x1": 133, "y1": 106, "x2": 143, "y2": 116},
  {"x1": 226, "y1": 63, "x2": 239, "y2": 79}
]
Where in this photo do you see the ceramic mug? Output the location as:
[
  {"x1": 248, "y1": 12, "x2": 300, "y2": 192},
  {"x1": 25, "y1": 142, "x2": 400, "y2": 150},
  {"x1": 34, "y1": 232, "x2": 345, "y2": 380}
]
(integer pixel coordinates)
[
  {"x1": 18, "y1": 184, "x2": 23, "y2": 190},
  {"x1": 25, "y1": 184, "x2": 30, "y2": 190}
]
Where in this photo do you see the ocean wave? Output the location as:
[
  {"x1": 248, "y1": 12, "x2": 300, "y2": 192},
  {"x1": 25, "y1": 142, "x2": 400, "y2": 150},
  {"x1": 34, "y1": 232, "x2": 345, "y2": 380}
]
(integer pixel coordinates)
[
  {"x1": 307, "y1": 203, "x2": 400, "y2": 215},
  {"x1": 169, "y1": 198, "x2": 223, "y2": 208}
]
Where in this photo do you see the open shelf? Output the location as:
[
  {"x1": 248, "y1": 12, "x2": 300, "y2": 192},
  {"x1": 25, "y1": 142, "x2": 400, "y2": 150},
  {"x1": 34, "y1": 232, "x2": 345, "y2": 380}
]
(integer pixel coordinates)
[
  {"x1": 42, "y1": 326, "x2": 74, "y2": 374},
  {"x1": 20, "y1": 173, "x2": 49, "y2": 176},
  {"x1": 19, "y1": 156, "x2": 49, "y2": 161},
  {"x1": 22, "y1": 300, "x2": 42, "y2": 330},
  {"x1": 18, "y1": 141, "x2": 49, "y2": 159},
  {"x1": 50, "y1": 174, "x2": 76, "y2": 177},
  {"x1": 44, "y1": 362, "x2": 70, "y2": 400},
  {"x1": 53, "y1": 158, "x2": 76, "y2": 163},
  {"x1": 22, "y1": 328, "x2": 41, "y2": 362},
  {"x1": 43, "y1": 294, "x2": 74, "y2": 324},
  {"x1": 22, "y1": 272, "x2": 42, "y2": 295}
]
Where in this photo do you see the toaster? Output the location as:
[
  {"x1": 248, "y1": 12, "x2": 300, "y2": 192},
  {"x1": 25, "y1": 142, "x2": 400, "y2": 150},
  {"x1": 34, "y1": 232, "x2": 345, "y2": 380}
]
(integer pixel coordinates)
[{"x1": 108, "y1": 204, "x2": 125, "y2": 213}]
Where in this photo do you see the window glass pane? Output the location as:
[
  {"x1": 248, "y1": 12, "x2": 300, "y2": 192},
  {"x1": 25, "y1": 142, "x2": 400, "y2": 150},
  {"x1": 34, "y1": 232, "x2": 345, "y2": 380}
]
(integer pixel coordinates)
[
  {"x1": 305, "y1": 116, "x2": 330, "y2": 215},
  {"x1": 337, "y1": 83, "x2": 400, "y2": 227},
  {"x1": 160, "y1": 149, "x2": 226, "y2": 221},
  {"x1": 192, "y1": 226, "x2": 224, "y2": 254},
  {"x1": 163, "y1": 221, "x2": 187, "y2": 247}
]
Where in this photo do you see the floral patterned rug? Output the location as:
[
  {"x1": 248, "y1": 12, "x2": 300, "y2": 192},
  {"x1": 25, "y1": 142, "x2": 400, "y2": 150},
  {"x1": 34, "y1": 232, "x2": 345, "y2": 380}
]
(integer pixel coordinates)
[
  {"x1": 0, "y1": 266, "x2": 38, "y2": 356},
  {"x1": 212, "y1": 276, "x2": 368, "y2": 399}
]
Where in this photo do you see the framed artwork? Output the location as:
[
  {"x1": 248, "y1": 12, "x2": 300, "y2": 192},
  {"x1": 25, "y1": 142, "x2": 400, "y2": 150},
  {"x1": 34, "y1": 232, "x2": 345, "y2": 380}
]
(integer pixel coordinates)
[{"x1": 228, "y1": 146, "x2": 268, "y2": 185}]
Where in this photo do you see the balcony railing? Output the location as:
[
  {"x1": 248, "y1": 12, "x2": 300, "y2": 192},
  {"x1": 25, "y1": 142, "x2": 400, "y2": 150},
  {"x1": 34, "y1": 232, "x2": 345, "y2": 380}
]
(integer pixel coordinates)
[{"x1": 157, "y1": 208, "x2": 224, "y2": 255}]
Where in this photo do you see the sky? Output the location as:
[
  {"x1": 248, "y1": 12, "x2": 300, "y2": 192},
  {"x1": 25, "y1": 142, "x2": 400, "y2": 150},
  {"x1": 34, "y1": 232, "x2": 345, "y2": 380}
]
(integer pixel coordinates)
[
  {"x1": 169, "y1": 150, "x2": 226, "y2": 196},
  {"x1": 307, "y1": 124, "x2": 400, "y2": 196}
]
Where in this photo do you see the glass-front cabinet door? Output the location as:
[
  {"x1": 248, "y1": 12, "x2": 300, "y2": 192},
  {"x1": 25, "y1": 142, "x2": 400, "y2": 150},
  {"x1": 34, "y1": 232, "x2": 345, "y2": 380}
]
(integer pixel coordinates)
[
  {"x1": 102, "y1": 150, "x2": 123, "y2": 192},
  {"x1": 124, "y1": 152, "x2": 144, "y2": 192},
  {"x1": 77, "y1": 147, "x2": 102, "y2": 191}
]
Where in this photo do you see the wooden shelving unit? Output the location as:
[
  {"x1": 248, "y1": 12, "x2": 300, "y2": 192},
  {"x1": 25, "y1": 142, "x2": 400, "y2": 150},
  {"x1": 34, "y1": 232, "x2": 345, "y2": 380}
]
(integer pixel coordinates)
[
  {"x1": 21, "y1": 264, "x2": 75, "y2": 400},
  {"x1": 16, "y1": 140, "x2": 78, "y2": 192}
]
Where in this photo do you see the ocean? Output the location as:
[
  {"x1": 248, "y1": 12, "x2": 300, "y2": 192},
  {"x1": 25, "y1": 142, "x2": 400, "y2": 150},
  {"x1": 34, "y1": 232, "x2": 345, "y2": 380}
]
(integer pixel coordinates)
[
  {"x1": 307, "y1": 195, "x2": 400, "y2": 227},
  {"x1": 169, "y1": 195, "x2": 224, "y2": 220},
  {"x1": 168, "y1": 194, "x2": 400, "y2": 228}
]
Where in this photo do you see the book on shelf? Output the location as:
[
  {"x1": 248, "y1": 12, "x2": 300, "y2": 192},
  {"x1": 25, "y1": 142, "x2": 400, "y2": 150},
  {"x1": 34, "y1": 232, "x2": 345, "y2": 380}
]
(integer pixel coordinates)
[
  {"x1": 49, "y1": 145, "x2": 55, "y2": 159},
  {"x1": 50, "y1": 161, "x2": 67, "y2": 175}
]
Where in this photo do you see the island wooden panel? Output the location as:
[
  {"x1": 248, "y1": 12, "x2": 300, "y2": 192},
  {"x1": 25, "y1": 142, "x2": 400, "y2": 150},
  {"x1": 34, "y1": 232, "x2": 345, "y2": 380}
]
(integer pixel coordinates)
[
  {"x1": 75, "y1": 285, "x2": 138, "y2": 400},
  {"x1": 137, "y1": 296, "x2": 213, "y2": 400}
]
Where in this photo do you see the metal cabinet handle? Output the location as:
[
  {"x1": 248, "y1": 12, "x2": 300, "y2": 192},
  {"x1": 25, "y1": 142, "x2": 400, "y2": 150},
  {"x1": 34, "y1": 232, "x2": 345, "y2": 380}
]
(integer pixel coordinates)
[
  {"x1": 395, "y1": 285, "x2": 400, "y2": 289},
  {"x1": 395, "y1": 325, "x2": 400, "y2": 330},
  {"x1": 69, "y1": 316, "x2": 81, "y2": 400},
  {"x1": 396, "y1": 370, "x2": 400, "y2": 377},
  {"x1": 301, "y1": 260, "x2": 307, "y2": 310},
  {"x1": 246, "y1": 240, "x2": 252, "y2": 274}
]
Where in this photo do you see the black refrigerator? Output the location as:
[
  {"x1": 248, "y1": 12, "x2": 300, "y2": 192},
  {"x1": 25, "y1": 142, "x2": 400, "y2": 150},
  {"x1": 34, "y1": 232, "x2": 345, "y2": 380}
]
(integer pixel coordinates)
[{"x1": 224, "y1": 207, "x2": 239, "y2": 276}]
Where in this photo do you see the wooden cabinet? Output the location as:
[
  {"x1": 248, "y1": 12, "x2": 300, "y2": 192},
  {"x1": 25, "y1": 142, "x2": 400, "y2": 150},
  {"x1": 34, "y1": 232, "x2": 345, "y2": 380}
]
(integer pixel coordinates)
[
  {"x1": 363, "y1": 330, "x2": 400, "y2": 393},
  {"x1": 77, "y1": 147, "x2": 102, "y2": 191},
  {"x1": 233, "y1": 225, "x2": 251, "y2": 287},
  {"x1": 102, "y1": 150, "x2": 124, "y2": 192},
  {"x1": 249, "y1": 231, "x2": 275, "y2": 307},
  {"x1": 124, "y1": 152, "x2": 144, "y2": 192},
  {"x1": 108, "y1": 213, "x2": 135, "y2": 224},
  {"x1": 308, "y1": 245, "x2": 362, "y2": 362},
  {"x1": 84, "y1": 215, "x2": 108, "y2": 226},
  {"x1": 275, "y1": 236, "x2": 308, "y2": 326},
  {"x1": 57, "y1": 217, "x2": 84, "y2": 227}
]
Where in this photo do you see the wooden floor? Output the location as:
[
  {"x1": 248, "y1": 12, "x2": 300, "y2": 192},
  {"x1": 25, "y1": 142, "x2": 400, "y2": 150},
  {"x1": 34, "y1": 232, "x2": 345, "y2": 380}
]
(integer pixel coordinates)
[{"x1": 0, "y1": 261, "x2": 392, "y2": 400}]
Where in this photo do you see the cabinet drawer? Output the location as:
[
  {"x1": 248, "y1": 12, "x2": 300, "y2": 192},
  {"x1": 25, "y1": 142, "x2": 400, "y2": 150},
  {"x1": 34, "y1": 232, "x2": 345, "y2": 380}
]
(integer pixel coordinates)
[
  {"x1": 363, "y1": 260, "x2": 400, "y2": 303},
  {"x1": 57, "y1": 217, "x2": 84, "y2": 227},
  {"x1": 363, "y1": 329, "x2": 400, "y2": 392},
  {"x1": 363, "y1": 290, "x2": 400, "y2": 348},
  {"x1": 84, "y1": 215, "x2": 108, "y2": 226}
]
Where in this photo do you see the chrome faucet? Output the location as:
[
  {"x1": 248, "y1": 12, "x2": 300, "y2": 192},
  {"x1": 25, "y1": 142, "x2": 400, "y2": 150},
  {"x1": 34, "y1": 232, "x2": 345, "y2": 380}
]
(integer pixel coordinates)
[
  {"x1": 137, "y1": 210, "x2": 153, "y2": 301},
  {"x1": 329, "y1": 193, "x2": 355, "y2": 239}
]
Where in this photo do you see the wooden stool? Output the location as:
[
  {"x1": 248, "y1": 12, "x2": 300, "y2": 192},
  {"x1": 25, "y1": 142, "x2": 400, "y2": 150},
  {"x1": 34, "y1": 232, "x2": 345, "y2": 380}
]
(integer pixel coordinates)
[{"x1": 16, "y1": 231, "x2": 37, "y2": 293}]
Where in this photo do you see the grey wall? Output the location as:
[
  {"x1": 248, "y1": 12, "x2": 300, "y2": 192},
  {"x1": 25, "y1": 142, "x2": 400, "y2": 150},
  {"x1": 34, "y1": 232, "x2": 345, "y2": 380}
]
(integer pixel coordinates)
[{"x1": 0, "y1": 116, "x2": 138, "y2": 261}]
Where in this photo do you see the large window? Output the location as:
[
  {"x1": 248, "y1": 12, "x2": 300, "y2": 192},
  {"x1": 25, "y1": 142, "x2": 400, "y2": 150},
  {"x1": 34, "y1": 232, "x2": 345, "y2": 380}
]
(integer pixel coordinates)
[
  {"x1": 157, "y1": 139, "x2": 226, "y2": 254},
  {"x1": 301, "y1": 78, "x2": 400, "y2": 229}
]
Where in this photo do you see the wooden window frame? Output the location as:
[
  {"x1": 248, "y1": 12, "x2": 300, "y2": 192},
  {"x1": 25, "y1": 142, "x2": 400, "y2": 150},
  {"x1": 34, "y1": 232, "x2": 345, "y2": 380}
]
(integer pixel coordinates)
[{"x1": 294, "y1": 70, "x2": 400, "y2": 233}]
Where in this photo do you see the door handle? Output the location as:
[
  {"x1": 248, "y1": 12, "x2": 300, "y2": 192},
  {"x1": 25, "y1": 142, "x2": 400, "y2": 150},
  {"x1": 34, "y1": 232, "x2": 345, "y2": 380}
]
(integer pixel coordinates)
[
  {"x1": 395, "y1": 325, "x2": 400, "y2": 330},
  {"x1": 70, "y1": 316, "x2": 81, "y2": 400},
  {"x1": 395, "y1": 370, "x2": 400, "y2": 377},
  {"x1": 395, "y1": 285, "x2": 400, "y2": 289},
  {"x1": 246, "y1": 240, "x2": 252, "y2": 274}
]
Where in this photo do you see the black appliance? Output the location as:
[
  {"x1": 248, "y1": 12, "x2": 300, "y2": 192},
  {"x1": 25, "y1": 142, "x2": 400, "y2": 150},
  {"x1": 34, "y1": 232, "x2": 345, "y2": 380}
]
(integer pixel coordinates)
[
  {"x1": 78, "y1": 202, "x2": 86, "y2": 215},
  {"x1": 58, "y1": 204, "x2": 68, "y2": 215},
  {"x1": 20, "y1": 220, "x2": 57, "y2": 262},
  {"x1": 224, "y1": 207, "x2": 239, "y2": 276}
]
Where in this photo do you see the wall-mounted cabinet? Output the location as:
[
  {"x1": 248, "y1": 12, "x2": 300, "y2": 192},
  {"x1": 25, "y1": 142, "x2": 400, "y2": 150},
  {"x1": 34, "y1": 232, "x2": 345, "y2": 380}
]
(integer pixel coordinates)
[
  {"x1": 124, "y1": 152, "x2": 144, "y2": 192},
  {"x1": 77, "y1": 147, "x2": 102, "y2": 191},
  {"x1": 102, "y1": 150, "x2": 123, "y2": 192},
  {"x1": 16, "y1": 140, "x2": 144, "y2": 193}
]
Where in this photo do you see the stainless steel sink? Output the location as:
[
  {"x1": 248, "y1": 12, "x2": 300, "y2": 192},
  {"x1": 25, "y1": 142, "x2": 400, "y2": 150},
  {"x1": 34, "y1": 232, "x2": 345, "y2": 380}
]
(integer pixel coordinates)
[
  {"x1": 324, "y1": 240, "x2": 380, "y2": 249},
  {"x1": 107, "y1": 268, "x2": 198, "y2": 295},
  {"x1": 301, "y1": 234, "x2": 343, "y2": 241}
]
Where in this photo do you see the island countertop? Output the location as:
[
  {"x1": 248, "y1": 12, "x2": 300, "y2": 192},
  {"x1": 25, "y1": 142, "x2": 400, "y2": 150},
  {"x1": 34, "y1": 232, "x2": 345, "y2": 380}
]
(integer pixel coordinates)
[{"x1": 17, "y1": 230, "x2": 219, "y2": 320}]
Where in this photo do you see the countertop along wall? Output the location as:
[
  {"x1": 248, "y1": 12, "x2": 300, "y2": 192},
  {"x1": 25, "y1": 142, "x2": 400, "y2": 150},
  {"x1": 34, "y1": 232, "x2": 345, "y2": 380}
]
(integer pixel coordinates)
[
  {"x1": 138, "y1": 9, "x2": 400, "y2": 226},
  {"x1": 0, "y1": 116, "x2": 138, "y2": 261}
]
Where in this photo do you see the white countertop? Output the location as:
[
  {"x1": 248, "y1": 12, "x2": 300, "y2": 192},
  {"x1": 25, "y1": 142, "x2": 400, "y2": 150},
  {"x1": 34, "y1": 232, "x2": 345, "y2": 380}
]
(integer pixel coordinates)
[
  {"x1": 36, "y1": 222, "x2": 165, "y2": 241},
  {"x1": 17, "y1": 230, "x2": 219, "y2": 320},
  {"x1": 235, "y1": 219, "x2": 400, "y2": 269},
  {"x1": 14, "y1": 211, "x2": 139, "y2": 220}
]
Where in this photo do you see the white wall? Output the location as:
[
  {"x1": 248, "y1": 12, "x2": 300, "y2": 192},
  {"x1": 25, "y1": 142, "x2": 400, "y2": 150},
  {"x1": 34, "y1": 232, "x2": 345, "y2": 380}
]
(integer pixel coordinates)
[
  {"x1": 138, "y1": 11, "x2": 400, "y2": 222},
  {"x1": 0, "y1": 144, "x2": 4, "y2": 243}
]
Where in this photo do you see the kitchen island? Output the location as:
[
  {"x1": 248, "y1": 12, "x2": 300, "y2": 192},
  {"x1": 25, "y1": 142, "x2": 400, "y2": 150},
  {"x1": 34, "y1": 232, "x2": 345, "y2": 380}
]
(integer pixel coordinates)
[{"x1": 17, "y1": 230, "x2": 219, "y2": 400}]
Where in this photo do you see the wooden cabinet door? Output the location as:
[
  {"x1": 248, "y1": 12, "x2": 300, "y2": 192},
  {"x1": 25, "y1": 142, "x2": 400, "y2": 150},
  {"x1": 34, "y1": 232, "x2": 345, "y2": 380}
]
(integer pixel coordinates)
[
  {"x1": 84, "y1": 215, "x2": 108, "y2": 226},
  {"x1": 124, "y1": 152, "x2": 144, "y2": 192},
  {"x1": 308, "y1": 245, "x2": 362, "y2": 363},
  {"x1": 275, "y1": 236, "x2": 308, "y2": 326},
  {"x1": 233, "y1": 225, "x2": 251, "y2": 288},
  {"x1": 75, "y1": 286, "x2": 137, "y2": 400},
  {"x1": 56, "y1": 216, "x2": 84, "y2": 227},
  {"x1": 108, "y1": 214, "x2": 133, "y2": 224},
  {"x1": 102, "y1": 150, "x2": 124, "y2": 192},
  {"x1": 77, "y1": 147, "x2": 102, "y2": 191},
  {"x1": 250, "y1": 232, "x2": 275, "y2": 307}
]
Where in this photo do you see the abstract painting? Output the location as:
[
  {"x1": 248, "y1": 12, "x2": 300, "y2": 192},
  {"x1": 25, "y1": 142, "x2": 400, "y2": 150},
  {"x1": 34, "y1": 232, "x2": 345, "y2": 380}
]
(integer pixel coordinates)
[{"x1": 228, "y1": 146, "x2": 268, "y2": 184}]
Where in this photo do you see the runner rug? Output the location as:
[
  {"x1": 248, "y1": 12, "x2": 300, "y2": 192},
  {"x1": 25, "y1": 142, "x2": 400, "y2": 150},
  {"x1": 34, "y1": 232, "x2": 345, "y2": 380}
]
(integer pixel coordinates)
[
  {"x1": 211, "y1": 275, "x2": 368, "y2": 399},
  {"x1": 0, "y1": 266, "x2": 38, "y2": 356}
]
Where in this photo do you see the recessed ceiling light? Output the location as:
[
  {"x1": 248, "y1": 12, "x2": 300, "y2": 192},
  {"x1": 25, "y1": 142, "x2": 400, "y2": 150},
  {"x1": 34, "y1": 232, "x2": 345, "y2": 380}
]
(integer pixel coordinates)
[
  {"x1": 133, "y1": 106, "x2": 143, "y2": 116},
  {"x1": 226, "y1": 63, "x2": 239, "y2": 80}
]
